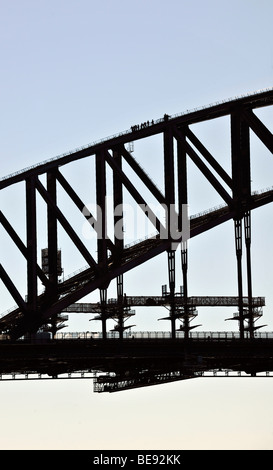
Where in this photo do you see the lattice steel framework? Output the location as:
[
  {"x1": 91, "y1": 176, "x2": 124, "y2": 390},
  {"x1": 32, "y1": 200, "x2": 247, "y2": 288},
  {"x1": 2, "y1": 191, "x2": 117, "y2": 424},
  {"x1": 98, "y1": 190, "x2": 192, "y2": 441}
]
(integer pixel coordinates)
[{"x1": 0, "y1": 89, "x2": 273, "y2": 341}]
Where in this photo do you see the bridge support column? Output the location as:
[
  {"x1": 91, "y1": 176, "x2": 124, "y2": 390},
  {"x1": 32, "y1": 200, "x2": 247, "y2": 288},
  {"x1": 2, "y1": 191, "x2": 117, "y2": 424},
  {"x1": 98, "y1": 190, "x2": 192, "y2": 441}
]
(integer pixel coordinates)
[
  {"x1": 164, "y1": 126, "x2": 176, "y2": 339},
  {"x1": 244, "y1": 211, "x2": 254, "y2": 338},
  {"x1": 168, "y1": 250, "x2": 176, "y2": 339},
  {"x1": 181, "y1": 243, "x2": 189, "y2": 339},
  {"x1": 231, "y1": 111, "x2": 252, "y2": 339},
  {"x1": 96, "y1": 151, "x2": 108, "y2": 339},
  {"x1": 113, "y1": 148, "x2": 125, "y2": 340},
  {"x1": 117, "y1": 274, "x2": 124, "y2": 340},
  {"x1": 26, "y1": 176, "x2": 38, "y2": 317},
  {"x1": 46, "y1": 171, "x2": 59, "y2": 300},
  {"x1": 234, "y1": 218, "x2": 245, "y2": 339},
  {"x1": 100, "y1": 288, "x2": 107, "y2": 339},
  {"x1": 177, "y1": 132, "x2": 190, "y2": 339}
]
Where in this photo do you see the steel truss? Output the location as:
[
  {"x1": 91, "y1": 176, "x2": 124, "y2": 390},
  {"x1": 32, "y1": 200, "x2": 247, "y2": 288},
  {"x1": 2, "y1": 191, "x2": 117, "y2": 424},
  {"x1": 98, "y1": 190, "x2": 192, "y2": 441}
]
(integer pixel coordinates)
[{"x1": 0, "y1": 89, "x2": 273, "y2": 341}]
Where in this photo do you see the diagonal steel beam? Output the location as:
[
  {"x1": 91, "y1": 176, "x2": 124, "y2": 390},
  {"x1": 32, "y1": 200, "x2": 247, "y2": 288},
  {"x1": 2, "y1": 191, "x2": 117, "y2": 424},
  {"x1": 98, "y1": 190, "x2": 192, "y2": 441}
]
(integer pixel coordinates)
[
  {"x1": 0, "y1": 264, "x2": 27, "y2": 314},
  {"x1": 9, "y1": 189, "x2": 271, "y2": 339},
  {"x1": 34, "y1": 239, "x2": 174, "y2": 326},
  {"x1": 0, "y1": 210, "x2": 27, "y2": 257},
  {"x1": 35, "y1": 179, "x2": 99, "y2": 272},
  {"x1": 185, "y1": 127, "x2": 233, "y2": 188},
  {"x1": 119, "y1": 145, "x2": 166, "y2": 204},
  {"x1": 104, "y1": 149, "x2": 167, "y2": 236},
  {"x1": 55, "y1": 169, "x2": 115, "y2": 253},
  {"x1": 0, "y1": 210, "x2": 50, "y2": 288},
  {"x1": 242, "y1": 109, "x2": 273, "y2": 154},
  {"x1": 173, "y1": 126, "x2": 234, "y2": 207}
]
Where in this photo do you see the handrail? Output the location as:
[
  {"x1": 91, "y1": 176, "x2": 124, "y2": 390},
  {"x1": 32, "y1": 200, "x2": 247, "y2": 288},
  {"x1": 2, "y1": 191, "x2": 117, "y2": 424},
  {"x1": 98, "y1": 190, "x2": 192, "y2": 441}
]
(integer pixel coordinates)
[
  {"x1": 51, "y1": 330, "x2": 273, "y2": 340},
  {"x1": 1, "y1": 87, "x2": 272, "y2": 184},
  {"x1": 1, "y1": 329, "x2": 272, "y2": 342}
]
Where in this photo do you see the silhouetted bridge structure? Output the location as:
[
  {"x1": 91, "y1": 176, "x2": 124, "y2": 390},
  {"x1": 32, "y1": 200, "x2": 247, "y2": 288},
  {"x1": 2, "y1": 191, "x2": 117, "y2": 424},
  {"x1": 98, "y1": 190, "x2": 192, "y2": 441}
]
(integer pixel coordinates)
[{"x1": 1, "y1": 88, "x2": 273, "y2": 392}]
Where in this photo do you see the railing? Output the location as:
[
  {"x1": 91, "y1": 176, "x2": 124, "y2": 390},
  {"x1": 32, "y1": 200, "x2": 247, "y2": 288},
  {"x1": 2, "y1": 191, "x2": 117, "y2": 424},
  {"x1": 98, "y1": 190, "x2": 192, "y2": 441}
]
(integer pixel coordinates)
[
  {"x1": 1, "y1": 87, "x2": 272, "y2": 184},
  {"x1": 1, "y1": 330, "x2": 272, "y2": 343},
  {"x1": 52, "y1": 330, "x2": 273, "y2": 340},
  {"x1": 107, "y1": 296, "x2": 265, "y2": 307}
]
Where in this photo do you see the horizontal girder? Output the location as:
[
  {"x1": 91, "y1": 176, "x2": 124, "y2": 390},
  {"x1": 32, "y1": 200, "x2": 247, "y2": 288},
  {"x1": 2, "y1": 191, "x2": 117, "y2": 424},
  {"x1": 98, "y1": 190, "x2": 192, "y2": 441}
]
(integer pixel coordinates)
[
  {"x1": 0, "y1": 336, "x2": 273, "y2": 389},
  {"x1": 62, "y1": 296, "x2": 265, "y2": 313}
]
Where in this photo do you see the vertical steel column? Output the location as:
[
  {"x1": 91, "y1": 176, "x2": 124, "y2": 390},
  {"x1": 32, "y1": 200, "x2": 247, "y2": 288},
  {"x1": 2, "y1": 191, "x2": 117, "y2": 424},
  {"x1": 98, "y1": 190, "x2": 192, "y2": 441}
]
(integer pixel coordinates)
[
  {"x1": 26, "y1": 176, "x2": 38, "y2": 317},
  {"x1": 181, "y1": 244, "x2": 188, "y2": 337},
  {"x1": 113, "y1": 148, "x2": 124, "y2": 340},
  {"x1": 164, "y1": 126, "x2": 175, "y2": 236},
  {"x1": 117, "y1": 274, "x2": 123, "y2": 298},
  {"x1": 117, "y1": 274, "x2": 124, "y2": 340},
  {"x1": 177, "y1": 131, "x2": 189, "y2": 338},
  {"x1": 100, "y1": 287, "x2": 107, "y2": 339},
  {"x1": 46, "y1": 171, "x2": 59, "y2": 301},
  {"x1": 96, "y1": 151, "x2": 108, "y2": 339},
  {"x1": 244, "y1": 211, "x2": 254, "y2": 338},
  {"x1": 164, "y1": 126, "x2": 176, "y2": 338},
  {"x1": 96, "y1": 151, "x2": 107, "y2": 268},
  {"x1": 234, "y1": 218, "x2": 244, "y2": 338},
  {"x1": 231, "y1": 112, "x2": 251, "y2": 209},
  {"x1": 168, "y1": 250, "x2": 176, "y2": 338},
  {"x1": 231, "y1": 112, "x2": 251, "y2": 339},
  {"x1": 113, "y1": 149, "x2": 123, "y2": 253}
]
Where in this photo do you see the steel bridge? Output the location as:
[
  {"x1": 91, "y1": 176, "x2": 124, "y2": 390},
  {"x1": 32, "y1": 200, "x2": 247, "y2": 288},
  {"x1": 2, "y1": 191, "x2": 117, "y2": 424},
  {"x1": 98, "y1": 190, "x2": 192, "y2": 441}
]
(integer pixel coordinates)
[{"x1": 1, "y1": 88, "x2": 273, "y2": 391}]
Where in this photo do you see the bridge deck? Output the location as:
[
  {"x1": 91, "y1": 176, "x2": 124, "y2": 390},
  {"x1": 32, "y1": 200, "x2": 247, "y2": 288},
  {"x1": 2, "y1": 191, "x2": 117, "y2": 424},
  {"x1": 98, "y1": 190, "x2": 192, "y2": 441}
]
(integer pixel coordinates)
[{"x1": 0, "y1": 334, "x2": 273, "y2": 381}]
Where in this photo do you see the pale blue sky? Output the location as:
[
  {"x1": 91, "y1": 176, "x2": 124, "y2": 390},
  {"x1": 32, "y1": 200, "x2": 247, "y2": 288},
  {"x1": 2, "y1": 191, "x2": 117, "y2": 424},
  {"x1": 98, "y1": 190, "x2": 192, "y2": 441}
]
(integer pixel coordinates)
[{"x1": 0, "y1": 0, "x2": 273, "y2": 450}]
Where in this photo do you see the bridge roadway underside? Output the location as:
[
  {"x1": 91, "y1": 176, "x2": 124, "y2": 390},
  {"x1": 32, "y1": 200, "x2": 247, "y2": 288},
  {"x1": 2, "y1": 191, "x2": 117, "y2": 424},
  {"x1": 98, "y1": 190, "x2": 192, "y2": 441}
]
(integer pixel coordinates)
[{"x1": 0, "y1": 337, "x2": 273, "y2": 379}]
